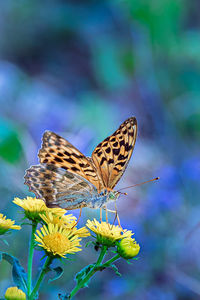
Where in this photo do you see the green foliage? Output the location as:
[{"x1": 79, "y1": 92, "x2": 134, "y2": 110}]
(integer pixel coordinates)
[
  {"x1": 0, "y1": 119, "x2": 22, "y2": 164},
  {"x1": 0, "y1": 252, "x2": 27, "y2": 293},
  {"x1": 126, "y1": 0, "x2": 184, "y2": 48},
  {"x1": 109, "y1": 264, "x2": 121, "y2": 277},
  {"x1": 48, "y1": 266, "x2": 64, "y2": 283},
  {"x1": 75, "y1": 264, "x2": 95, "y2": 288}
]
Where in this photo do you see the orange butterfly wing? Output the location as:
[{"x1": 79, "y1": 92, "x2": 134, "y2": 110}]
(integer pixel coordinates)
[
  {"x1": 91, "y1": 117, "x2": 137, "y2": 190},
  {"x1": 38, "y1": 131, "x2": 103, "y2": 191}
]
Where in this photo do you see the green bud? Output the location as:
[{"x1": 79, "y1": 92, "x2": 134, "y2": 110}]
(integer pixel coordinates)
[{"x1": 117, "y1": 237, "x2": 140, "y2": 259}]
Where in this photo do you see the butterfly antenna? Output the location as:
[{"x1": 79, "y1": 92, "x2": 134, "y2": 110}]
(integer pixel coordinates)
[
  {"x1": 118, "y1": 191, "x2": 128, "y2": 196},
  {"x1": 118, "y1": 177, "x2": 159, "y2": 192}
]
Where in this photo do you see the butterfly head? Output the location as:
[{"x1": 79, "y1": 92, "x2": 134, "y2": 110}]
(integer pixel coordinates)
[{"x1": 108, "y1": 191, "x2": 125, "y2": 201}]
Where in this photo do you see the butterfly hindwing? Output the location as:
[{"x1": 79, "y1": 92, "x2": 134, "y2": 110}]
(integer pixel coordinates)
[
  {"x1": 24, "y1": 164, "x2": 99, "y2": 209},
  {"x1": 92, "y1": 117, "x2": 137, "y2": 189},
  {"x1": 38, "y1": 131, "x2": 103, "y2": 191}
]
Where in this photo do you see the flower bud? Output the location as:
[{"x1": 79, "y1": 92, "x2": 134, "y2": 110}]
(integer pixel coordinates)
[
  {"x1": 5, "y1": 287, "x2": 26, "y2": 300},
  {"x1": 117, "y1": 237, "x2": 140, "y2": 259}
]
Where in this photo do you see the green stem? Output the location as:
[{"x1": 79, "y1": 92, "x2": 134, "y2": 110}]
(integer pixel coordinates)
[
  {"x1": 27, "y1": 222, "x2": 37, "y2": 297},
  {"x1": 101, "y1": 254, "x2": 121, "y2": 268},
  {"x1": 69, "y1": 246, "x2": 107, "y2": 299},
  {"x1": 96, "y1": 245, "x2": 107, "y2": 266},
  {"x1": 30, "y1": 256, "x2": 52, "y2": 300}
]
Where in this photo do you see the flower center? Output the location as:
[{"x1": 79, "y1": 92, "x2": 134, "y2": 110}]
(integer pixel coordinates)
[{"x1": 43, "y1": 232, "x2": 70, "y2": 253}]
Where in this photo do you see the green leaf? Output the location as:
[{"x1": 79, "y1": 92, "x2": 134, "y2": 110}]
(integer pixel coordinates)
[
  {"x1": 75, "y1": 264, "x2": 94, "y2": 288},
  {"x1": 0, "y1": 252, "x2": 27, "y2": 292},
  {"x1": 48, "y1": 266, "x2": 63, "y2": 283},
  {"x1": 110, "y1": 264, "x2": 121, "y2": 277}
]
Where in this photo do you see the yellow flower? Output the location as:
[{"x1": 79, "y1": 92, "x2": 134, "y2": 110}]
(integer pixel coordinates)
[
  {"x1": 13, "y1": 197, "x2": 48, "y2": 222},
  {"x1": 117, "y1": 237, "x2": 140, "y2": 259},
  {"x1": 35, "y1": 223, "x2": 82, "y2": 257},
  {"x1": 40, "y1": 212, "x2": 90, "y2": 238},
  {"x1": 86, "y1": 219, "x2": 133, "y2": 247},
  {"x1": 0, "y1": 214, "x2": 21, "y2": 235},
  {"x1": 40, "y1": 211, "x2": 76, "y2": 228},
  {"x1": 47, "y1": 207, "x2": 69, "y2": 216},
  {"x1": 73, "y1": 226, "x2": 90, "y2": 238},
  {"x1": 5, "y1": 286, "x2": 26, "y2": 300}
]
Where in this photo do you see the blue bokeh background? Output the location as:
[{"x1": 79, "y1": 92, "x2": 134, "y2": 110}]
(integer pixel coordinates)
[{"x1": 0, "y1": 1, "x2": 200, "y2": 299}]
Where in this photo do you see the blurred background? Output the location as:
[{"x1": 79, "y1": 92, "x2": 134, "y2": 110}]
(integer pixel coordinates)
[{"x1": 0, "y1": 0, "x2": 200, "y2": 299}]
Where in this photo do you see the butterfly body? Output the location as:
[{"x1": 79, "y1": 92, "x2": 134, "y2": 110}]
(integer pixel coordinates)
[
  {"x1": 57, "y1": 191, "x2": 118, "y2": 210},
  {"x1": 24, "y1": 117, "x2": 137, "y2": 210}
]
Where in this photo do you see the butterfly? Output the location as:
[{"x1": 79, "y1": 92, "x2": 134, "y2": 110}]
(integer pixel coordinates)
[{"x1": 24, "y1": 117, "x2": 137, "y2": 210}]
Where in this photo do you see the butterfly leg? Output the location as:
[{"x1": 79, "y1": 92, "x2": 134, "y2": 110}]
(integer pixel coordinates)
[
  {"x1": 116, "y1": 214, "x2": 122, "y2": 228},
  {"x1": 102, "y1": 205, "x2": 109, "y2": 223},
  {"x1": 111, "y1": 210, "x2": 118, "y2": 227},
  {"x1": 102, "y1": 206, "x2": 122, "y2": 228},
  {"x1": 105, "y1": 206, "x2": 108, "y2": 223},
  {"x1": 114, "y1": 201, "x2": 122, "y2": 229},
  {"x1": 77, "y1": 205, "x2": 83, "y2": 224},
  {"x1": 111, "y1": 211, "x2": 122, "y2": 229},
  {"x1": 105, "y1": 204, "x2": 122, "y2": 229},
  {"x1": 103, "y1": 208, "x2": 116, "y2": 213},
  {"x1": 72, "y1": 206, "x2": 83, "y2": 228}
]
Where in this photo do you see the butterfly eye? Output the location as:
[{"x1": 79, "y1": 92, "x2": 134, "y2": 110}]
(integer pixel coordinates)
[{"x1": 109, "y1": 192, "x2": 116, "y2": 200}]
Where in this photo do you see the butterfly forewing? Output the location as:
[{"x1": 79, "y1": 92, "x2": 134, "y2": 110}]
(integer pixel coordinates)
[
  {"x1": 24, "y1": 164, "x2": 98, "y2": 209},
  {"x1": 92, "y1": 117, "x2": 137, "y2": 189},
  {"x1": 38, "y1": 131, "x2": 103, "y2": 191}
]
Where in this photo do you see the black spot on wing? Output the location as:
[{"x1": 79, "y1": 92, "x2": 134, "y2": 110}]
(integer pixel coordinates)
[
  {"x1": 79, "y1": 163, "x2": 90, "y2": 168},
  {"x1": 57, "y1": 152, "x2": 64, "y2": 157},
  {"x1": 71, "y1": 166, "x2": 80, "y2": 172},
  {"x1": 100, "y1": 157, "x2": 107, "y2": 166},
  {"x1": 113, "y1": 148, "x2": 120, "y2": 155},
  {"x1": 64, "y1": 150, "x2": 71, "y2": 156},
  {"x1": 118, "y1": 154, "x2": 128, "y2": 161},
  {"x1": 54, "y1": 157, "x2": 63, "y2": 163},
  {"x1": 108, "y1": 159, "x2": 114, "y2": 164},
  {"x1": 113, "y1": 142, "x2": 118, "y2": 147},
  {"x1": 116, "y1": 161, "x2": 126, "y2": 167},
  {"x1": 105, "y1": 147, "x2": 111, "y2": 153},
  {"x1": 97, "y1": 151, "x2": 102, "y2": 157},
  {"x1": 125, "y1": 143, "x2": 133, "y2": 151},
  {"x1": 64, "y1": 157, "x2": 76, "y2": 164}
]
